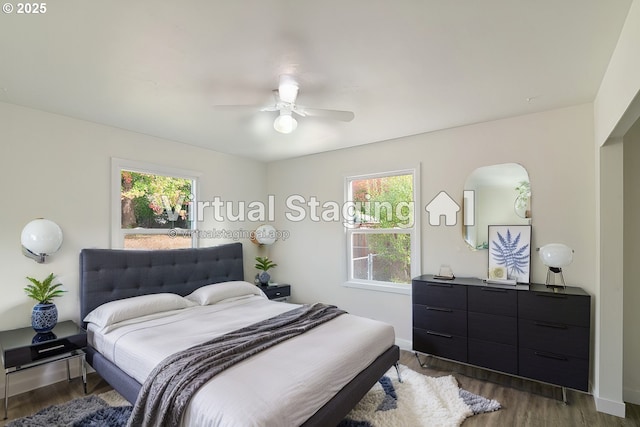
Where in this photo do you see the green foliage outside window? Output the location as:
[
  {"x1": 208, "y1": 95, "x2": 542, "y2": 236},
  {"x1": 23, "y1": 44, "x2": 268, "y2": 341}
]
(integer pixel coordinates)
[
  {"x1": 352, "y1": 174, "x2": 413, "y2": 283},
  {"x1": 121, "y1": 171, "x2": 192, "y2": 229}
]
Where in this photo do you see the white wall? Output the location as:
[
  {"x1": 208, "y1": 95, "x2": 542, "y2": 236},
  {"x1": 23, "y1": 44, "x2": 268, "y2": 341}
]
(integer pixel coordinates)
[
  {"x1": 595, "y1": 0, "x2": 640, "y2": 144},
  {"x1": 267, "y1": 104, "x2": 596, "y2": 350},
  {"x1": 0, "y1": 101, "x2": 267, "y2": 396},
  {"x1": 623, "y1": 118, "x2": 640, "y2": 404},
  {"x1": 595, "y1": 139, "x2": 625, "y2": 416},
  {"x1": 593, "y1": 0, "x2": 640, "y2": 417}
]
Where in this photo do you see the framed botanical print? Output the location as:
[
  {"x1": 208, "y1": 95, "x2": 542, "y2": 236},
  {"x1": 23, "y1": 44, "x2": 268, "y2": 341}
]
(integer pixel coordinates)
[{"x1": 488, "y1": 225, "x2": 532, "y2": 283}]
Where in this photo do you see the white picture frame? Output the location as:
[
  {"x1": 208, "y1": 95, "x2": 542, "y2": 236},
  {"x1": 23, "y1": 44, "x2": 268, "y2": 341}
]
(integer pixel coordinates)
[{"x1": 488, "y1": 224, "x2": 532, "y2": 283}]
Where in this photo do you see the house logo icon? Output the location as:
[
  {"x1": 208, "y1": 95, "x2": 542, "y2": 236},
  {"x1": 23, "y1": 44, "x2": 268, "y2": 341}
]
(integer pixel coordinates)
[{"x1": 425, "y1": 191, "x2": 460, "y2": 226}]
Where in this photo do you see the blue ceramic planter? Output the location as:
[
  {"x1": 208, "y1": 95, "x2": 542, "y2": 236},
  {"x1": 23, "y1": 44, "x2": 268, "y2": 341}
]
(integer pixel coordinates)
[
  {"x1": 258, "y1": 271, "x2": 270, "y2": 285},
  {"x1": 32, "y1": 303, "x2": 58, "y2": 333}
]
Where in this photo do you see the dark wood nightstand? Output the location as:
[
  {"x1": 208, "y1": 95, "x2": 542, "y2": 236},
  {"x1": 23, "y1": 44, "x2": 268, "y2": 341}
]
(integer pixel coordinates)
[
  {"x1": 0, "y1": 320, "x2": 87, "y2": 419},
  {"x1": 261, "y1": 284, "x2": 291, "y2": 302}
]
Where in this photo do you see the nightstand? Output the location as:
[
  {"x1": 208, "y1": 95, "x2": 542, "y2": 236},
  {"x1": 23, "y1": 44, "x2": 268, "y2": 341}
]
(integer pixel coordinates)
[
  {"x1": 262, "y1": 284, "x2": 291, "y2": 302},
  {"x1": 0, "y1": 320, "x2": 87, "y2": 419}
]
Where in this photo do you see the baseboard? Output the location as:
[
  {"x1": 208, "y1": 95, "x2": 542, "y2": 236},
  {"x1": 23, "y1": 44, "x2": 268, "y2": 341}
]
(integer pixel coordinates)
[
  {"x1": 0, "y1": 357, "x2": 85, "y2": 399},
  {"x1": 594, "y1": 395, "x2": 626, "y2": 418},
  {"x1": 624, "y1": 386, "x2": 640, "y2": 405},
  {"x1": 395, "y1": 338, "x2": 412, "y2": 352}
]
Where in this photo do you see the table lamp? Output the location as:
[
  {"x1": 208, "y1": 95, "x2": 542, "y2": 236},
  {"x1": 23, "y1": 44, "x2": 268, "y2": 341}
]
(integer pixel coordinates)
[{"x1": 537, "y1": 243, "x2": 573, "y2": 288}]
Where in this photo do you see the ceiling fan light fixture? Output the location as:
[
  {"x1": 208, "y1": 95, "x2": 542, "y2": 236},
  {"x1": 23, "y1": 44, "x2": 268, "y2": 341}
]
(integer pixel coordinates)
[
  {"x1": 274, "y1": 112, "x2": 297, "y2": 134},
  {"x1": 278, "y1": 75, "x2": 299, "y2": 103}
]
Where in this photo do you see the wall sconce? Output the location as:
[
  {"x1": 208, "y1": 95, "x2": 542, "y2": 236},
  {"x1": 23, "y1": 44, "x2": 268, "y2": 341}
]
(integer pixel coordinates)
[
  {"x1": 21, "y1": 219, "x2": 63, "y2": 263},
  {"x1": 251, "y1": 224, "x2": 278, "y2": 246},
  {"x1": 537, "y1": 243, "x2": 573, "y2": 288}
]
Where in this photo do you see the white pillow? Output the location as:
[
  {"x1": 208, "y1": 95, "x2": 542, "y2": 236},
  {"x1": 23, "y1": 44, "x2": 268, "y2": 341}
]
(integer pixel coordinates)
[
  {"x1": 84, "y1": 293, "x2": 195, "y2": 328},
  {"x1": 185, "y1": 281, "x2": 265, "y2": 306}
]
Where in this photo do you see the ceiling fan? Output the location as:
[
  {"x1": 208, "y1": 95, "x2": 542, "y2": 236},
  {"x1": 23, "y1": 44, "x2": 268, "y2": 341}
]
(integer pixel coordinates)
[{"x1": 215, "y1": 75, "x2": 355, "y2": 134}]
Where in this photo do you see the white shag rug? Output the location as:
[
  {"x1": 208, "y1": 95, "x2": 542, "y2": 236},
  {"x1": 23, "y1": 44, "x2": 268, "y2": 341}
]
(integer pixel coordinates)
[
  {"x1": 7, "y1": 366, "x2": 500, "y2": 427},
  {"x1": 340, "y1": 364, "x2": 501, "y2": 427}
]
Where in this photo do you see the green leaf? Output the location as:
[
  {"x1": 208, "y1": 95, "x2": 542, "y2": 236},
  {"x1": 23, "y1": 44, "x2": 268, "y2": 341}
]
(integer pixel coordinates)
[
  {"x1": 254, "y1": 256, "x2": 277, "y2": 271},
  {"x1": 24, "y1": 273, "x2": 65, "y2": 304}
]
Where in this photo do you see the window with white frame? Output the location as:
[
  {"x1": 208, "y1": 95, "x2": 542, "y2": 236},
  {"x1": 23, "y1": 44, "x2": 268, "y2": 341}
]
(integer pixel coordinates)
[
  {"x1": 111, "y1": 158, "x2": 199, "y2": 249},
  {"x1": 345, "y1": 169, "x2": 420, "y2": 294}
]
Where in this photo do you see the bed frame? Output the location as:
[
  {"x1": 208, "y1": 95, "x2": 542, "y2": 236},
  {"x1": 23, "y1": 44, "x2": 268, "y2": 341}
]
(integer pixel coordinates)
[{"x1": 79, "y1": 242, "x2": 399, "y2": 426}]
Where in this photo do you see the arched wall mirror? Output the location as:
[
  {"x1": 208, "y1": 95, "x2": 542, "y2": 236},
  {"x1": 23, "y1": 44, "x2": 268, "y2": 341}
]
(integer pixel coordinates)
[{"x1": 463, "y1": 163, "x2": 531, "y2": 250}]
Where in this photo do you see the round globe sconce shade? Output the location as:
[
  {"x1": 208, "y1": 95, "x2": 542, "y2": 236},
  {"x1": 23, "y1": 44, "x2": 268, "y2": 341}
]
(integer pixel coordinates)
[
  {"x1": 21, "y1": 219, "x2": 63, "y2": 262},
  {"x1": 251, "y1": 224, "x2": 277, "y2": 246}
]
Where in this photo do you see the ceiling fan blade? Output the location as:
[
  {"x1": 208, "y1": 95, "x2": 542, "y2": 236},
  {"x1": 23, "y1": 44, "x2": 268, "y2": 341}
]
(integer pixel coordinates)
[
  {"x1": 211, "y1": 104, "x2": 277, "y2": 113},
  {"x1": 296, "y1": 107, "x2": 355, "y2": 122},
  {"x1": 211, "y1": 104, "x2": 262, "y2": 110},
  {"x1": 260, "y1": 105, "x2": 279, "y2": 112}
]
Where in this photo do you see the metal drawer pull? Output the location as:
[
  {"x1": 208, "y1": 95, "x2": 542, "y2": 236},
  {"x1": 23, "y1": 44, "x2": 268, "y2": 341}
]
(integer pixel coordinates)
[
  {"x1": 426, "y1": 307, "x2": 453, "y2": 313},
  {"x1": 535, "y1": 293, "x2": 567, "y2": 299},
  {"x1": 480, "y1": 288, "x2": 507, "y2": 293},
  {"x1": 429, "y1": 283, "x2": 453, "y2": 288},
  {"x1": 274, "y1": 292, "x2": 281, "y2": 296},
  {"x1": 426, "y1": 331, "x2": 453, "y2": 339},
  {"x1": 534, "y1": 321, "x2": 568, "y2": 329},
  {"x1": 534, "y1": 351, "x2": 568, "y2": 361},
  {"x1": 37, "y1": 344, "x2": 66, "y2": 354}
]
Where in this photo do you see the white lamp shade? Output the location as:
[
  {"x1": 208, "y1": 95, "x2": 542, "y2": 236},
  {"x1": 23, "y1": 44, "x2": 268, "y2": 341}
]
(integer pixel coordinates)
[
  {"x1": 538, "y1": 243, "x2": 573, "y2": 268},
  {"x1": 21, "y1": 219, "x2": 63, "y2": 255},
  {"x1": 253, "y1": 224, "x2": 277, "y2": 245}
]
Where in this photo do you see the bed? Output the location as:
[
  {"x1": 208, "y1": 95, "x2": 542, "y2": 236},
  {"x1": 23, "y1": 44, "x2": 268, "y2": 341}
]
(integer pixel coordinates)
[{"x1": 79, "y1": 242, "x2": 400, "y2": 426}]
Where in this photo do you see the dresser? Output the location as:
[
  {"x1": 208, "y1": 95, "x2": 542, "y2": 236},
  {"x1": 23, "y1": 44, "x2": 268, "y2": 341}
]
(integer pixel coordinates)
[{"x1": 412, "y1": 275, "x2": 591, "y2": 393}]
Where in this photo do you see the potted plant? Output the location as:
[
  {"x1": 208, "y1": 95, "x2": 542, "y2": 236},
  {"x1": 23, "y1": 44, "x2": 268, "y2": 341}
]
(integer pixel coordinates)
[
  {"x1": 254, "y1": 256, "x2": 277, "y2": 286},
  {"x1": 24, "y1": 273, "x2": 65, "y2": 333}
]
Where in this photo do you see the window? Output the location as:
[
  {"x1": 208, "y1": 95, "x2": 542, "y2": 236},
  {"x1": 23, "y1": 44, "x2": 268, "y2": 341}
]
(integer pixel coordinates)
[
  {"x1": 345, "y1": 169, "x2": 420, "y2": 294},
  {"x1": 111, "y1": 158, "x2": 200, "y2": 249}
]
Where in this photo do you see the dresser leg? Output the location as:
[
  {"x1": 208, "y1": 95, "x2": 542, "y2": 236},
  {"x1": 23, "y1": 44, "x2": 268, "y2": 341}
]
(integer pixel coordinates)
[
  {"x1": 414, "y1": 352, "x2": 430, "y2": 368},
  {"x1": 562, "y1": 387, "x2": 568, "y2": 405}
]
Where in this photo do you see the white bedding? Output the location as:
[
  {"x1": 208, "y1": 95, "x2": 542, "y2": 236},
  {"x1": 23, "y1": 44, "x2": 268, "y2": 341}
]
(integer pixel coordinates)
[{"x1": 87, "y1": 295, "x2": 395, "y2": 426}]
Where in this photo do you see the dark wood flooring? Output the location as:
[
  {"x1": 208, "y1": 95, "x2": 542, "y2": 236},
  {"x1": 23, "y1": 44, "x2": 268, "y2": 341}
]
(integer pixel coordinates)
[
  {"x1": 3, "y1": 350, "x2": 640, "y2": 426},
  {"x1": 400, "y1": 351, "x2": 640, "y2": 426}
]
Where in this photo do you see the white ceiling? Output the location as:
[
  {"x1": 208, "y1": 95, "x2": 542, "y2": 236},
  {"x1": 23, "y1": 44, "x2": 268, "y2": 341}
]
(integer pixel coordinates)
[{"x1": 0, "y1": 1, "x2": 632, "y2": 162}]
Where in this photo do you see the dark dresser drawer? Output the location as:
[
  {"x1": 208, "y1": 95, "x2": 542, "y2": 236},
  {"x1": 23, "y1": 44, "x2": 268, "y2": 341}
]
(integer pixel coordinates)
[
  {"x1": 468, "y1": 339, "x2": 517, "y2": 375},
  {"x1": 518, "y1": 290, "x2": 590, "y2": 326},
  {"x1": 468, "y1": 286, "x2": 517, "y2": 316},
  {"x1": 413, "y1": 327, "x2": 467, "y2": 362},
  {"x1": 412, "y1": 304, "x2": 467, "y2": 337},
  {"x1": 468, "y1": 312, "x2": 516, "y2": 345},
  {"x1": 519, "y1": 347, "x2": 589, "y2": 391},
  {"x1": 519, "y1": 319, "x2": 589, "y2": 359},
  {"x1": 412, "y1": 281, "x2": 466, "y2": 309}
]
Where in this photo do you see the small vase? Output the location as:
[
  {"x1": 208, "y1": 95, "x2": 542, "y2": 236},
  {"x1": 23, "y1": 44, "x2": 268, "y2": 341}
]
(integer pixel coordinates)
[
  {"x1": 32, "y1": 303, "x2": 58, "y2": 333},
  {"x1": 258, "y1": 271, "x2": 271, "y2": 286}
]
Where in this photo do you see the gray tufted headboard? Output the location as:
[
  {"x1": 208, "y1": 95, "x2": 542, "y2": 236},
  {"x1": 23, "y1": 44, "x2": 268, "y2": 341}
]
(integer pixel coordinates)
[{"x1": 79, "y1": 243, "x2": 244, "y2": 323}]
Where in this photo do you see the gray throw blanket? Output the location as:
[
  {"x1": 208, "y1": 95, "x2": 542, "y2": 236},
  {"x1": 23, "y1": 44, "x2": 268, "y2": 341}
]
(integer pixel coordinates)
[{"x1": 127, "y1": 303, "x2": 346, "y2": 427}]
